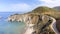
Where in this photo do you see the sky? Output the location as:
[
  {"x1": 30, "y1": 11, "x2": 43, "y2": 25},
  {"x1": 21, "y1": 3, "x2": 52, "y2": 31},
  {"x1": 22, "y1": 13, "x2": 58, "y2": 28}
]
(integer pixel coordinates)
[{"x1": 0, "y1": 0, "x2": 60, "y2": 12}]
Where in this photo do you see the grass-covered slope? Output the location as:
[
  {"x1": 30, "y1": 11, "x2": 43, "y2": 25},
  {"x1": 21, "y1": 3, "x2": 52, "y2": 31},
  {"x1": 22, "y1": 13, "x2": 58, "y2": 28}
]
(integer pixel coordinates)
[
  {"x1": 30, "y1": 6, "x2": 60, "y2": 19},
  {"x1": 32, "y1": 6, "x2": 57, "y2": 13},
  {"x1": 30, "y1": 6, "x2": 60, "y2": 32}
]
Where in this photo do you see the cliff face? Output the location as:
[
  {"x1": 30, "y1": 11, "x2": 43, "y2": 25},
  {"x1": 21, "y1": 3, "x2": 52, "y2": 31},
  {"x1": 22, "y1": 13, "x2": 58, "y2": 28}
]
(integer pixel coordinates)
[
  {"x1": 7, "y1": 13, "x2": 49, "y2": 24},
  {"x1": 7, "y1": 6, "x2": 60, "y2": 34},
  {"x1": 7, "y1": 6, "x2": 60, "y2": 22},
  {"x1": 7, "y1": 14, "x2": 23, "y2": 22},
  {"x1": 7, "y1": 13, "x2": 56, "y2": 34}
]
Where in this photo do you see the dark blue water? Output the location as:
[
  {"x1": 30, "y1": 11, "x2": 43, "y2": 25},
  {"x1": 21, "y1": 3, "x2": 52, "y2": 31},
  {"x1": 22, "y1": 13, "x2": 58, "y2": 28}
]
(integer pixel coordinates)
[{"x1": 0, "y1": 12, "x2": 25, "y2": 34}]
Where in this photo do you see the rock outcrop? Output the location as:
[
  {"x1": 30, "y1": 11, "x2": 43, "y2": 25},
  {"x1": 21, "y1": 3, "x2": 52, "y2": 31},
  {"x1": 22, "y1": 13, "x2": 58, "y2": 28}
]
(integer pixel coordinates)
[
  {"x1": 7, "y1": 6, "x2": 60, "y2": 34},
  {"x1": 7, "y1": 13, "x2": 58, "y2": 34}
]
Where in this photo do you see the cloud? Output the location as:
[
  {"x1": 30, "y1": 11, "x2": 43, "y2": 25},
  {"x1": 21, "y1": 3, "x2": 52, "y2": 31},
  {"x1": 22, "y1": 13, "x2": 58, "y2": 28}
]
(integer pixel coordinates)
[
  {"x1": 0, "y1": 0, "x2": 60, "y2": 12},
  {"x1": 0, "y1": 3, "x2": 32, "y2": 12},
  {"x1": 10, "y1": 3, "x2": 32, "y2": 12},
  {"x1": 38, "y1": 0, "x2": 60, "y2": 7}
]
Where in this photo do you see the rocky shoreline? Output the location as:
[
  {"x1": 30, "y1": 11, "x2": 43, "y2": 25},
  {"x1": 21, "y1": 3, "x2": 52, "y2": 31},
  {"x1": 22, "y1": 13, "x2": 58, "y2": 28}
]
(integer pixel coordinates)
[
  {"x1": 7, "y1": 6, "x2": 60, "y2": 34},
  {"x1": 7, "y1": 13, "x2": 58, "y2": 34}
]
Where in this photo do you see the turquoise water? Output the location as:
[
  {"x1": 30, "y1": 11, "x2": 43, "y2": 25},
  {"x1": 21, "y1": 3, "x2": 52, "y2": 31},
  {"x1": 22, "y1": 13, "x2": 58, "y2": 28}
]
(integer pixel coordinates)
[
  {"x1": 0, "y1": 21, "x2": 25, "y2": 34},
  {"x1": 0, "y1": 12, "x2": 25, "y2": 34}
]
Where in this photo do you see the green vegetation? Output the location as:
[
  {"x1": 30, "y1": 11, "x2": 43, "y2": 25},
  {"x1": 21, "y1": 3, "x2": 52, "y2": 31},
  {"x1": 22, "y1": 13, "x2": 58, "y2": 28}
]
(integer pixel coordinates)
[
  {"x1": 49, "y1": 32, "x2": 55, "y2": 34},
  {"x1": 32, "y1": 6, "x2": 58, "y2": 13},
  {"x1": 29, "y1": 6, "x2": 60, "y2": 19},
  {"x1": 30, "y1": 6, "x2": 60, "y2": 34}
]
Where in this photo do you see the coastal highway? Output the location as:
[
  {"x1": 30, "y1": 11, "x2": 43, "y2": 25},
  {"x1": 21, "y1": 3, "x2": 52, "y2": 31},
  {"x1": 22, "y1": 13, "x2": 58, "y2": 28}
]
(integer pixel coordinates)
[
  {"x1": 50, "y1": 17, "x2": 60, "y2": 34},
  {"x1": 23, "y1": 16, "x2": 60, "y2": 34},
  {"x1": 7, "y1": 14, "x2": 60, "y2": 34}
]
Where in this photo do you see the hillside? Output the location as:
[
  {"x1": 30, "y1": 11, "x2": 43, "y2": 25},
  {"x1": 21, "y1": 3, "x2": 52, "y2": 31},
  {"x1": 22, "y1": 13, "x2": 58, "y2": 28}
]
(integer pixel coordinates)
[
  {"x1": 53, "y1": 6, "x2": 60, "y2": 11},
  {"x1": 31, "y1": 6, "x2": 60, "y2": 32},
  {"x1": 7, "y1": 6, "x2": 60, "y2": 34},
  {"x1": 29, "y1": 6, "x2": 60, "y2": 19},
  {"x1": 32, "y1": 6, "x2": 57, "y2": 13}
]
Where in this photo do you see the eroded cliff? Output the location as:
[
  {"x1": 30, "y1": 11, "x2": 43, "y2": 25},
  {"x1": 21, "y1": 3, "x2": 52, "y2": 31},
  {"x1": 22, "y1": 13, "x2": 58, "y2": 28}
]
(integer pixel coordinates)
[{"x1": 7, "y1": 6, "x2": 60, "y2": 34}]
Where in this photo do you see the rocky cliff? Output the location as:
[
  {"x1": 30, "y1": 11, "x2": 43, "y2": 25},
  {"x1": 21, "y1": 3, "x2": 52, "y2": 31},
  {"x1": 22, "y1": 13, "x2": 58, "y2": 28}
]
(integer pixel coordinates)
[
  {"x1": 7, "y1": 13, "x2": 57, "y2": 34},
  {"x1": 7, "y1": 6, "x2": 60, "y2": 34}
]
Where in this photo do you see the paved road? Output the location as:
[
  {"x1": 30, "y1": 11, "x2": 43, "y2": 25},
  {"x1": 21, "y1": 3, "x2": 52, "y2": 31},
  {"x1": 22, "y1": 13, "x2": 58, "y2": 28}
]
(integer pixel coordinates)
[{"x1": 50, "y1": 17, "x2": 60, "y2": 34}]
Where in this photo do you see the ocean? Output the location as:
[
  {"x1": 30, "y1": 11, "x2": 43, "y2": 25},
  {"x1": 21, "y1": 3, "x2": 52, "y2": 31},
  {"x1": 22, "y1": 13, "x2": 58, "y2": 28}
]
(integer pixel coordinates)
[{"x1": 0, "y1": 12, "x2": 25, "y2": 34}]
